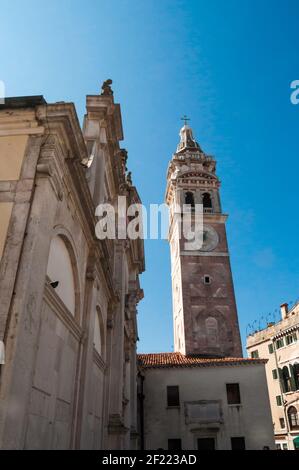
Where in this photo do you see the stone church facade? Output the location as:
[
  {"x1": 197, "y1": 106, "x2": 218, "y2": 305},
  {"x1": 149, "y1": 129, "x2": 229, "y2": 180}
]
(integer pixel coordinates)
[
  {"x1": 137, "y1": 124, "x2": 275, "y2": 450},
  {"x1": 0, "y1": 84, "x2": 144, "y2": 449}
]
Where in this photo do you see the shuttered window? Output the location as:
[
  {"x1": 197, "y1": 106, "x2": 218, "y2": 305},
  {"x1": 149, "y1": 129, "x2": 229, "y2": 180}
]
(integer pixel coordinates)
[{"x1": 276, "y1": 339, "x2": 284, "y2": 349}]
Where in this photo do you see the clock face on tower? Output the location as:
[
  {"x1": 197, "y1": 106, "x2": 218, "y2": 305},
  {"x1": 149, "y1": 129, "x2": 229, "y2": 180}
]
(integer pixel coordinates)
[
  {"x1": 200, "y1": 225, "x2": 219, "y2": 251},
  {"x1": 184, "y1": 224, "x2": 219, "y2": 251}
]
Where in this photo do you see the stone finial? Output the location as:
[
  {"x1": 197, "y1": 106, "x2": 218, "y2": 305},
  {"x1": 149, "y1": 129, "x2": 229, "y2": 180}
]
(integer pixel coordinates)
[{"x1": 101, "y1": 79, "x2": 113, "y2": 96}]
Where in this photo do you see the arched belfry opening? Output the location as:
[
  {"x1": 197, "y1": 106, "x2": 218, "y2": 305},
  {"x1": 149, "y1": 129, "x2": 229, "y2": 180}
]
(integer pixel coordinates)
[
  {"x1": 185, "y1": 191, "x2": 195, "y2": 208},
  {"x1": 202, "y1": 192, "x2": 212, "y2": 211}
]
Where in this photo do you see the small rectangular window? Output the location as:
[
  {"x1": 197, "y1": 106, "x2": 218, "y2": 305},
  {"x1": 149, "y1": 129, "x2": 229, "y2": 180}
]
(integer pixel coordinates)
[
  {"x1": 204, "y1": 275, "x2": 211, "y2": 285},
  {"x1": 276, "y1": 339, "x2": 284, "y2": 349},
  {"x1": 168, "y1": 439, "x2": 182, "y2": 450},
  {"x1": 272, "y1": 369, "x2": 278, "y2": 380},
  {"x1": 167, "y1": 385, "x2": 180, "y2": 407},
  {"x1": 276, "y1": 395, "x2": 282, "y2": 406},
  {"x1": 279, "y1": 418, "x2": 285, "y2": 428},
  {"x1": 268, "y1": 343, "x2": 274, "y2": 354},
  {"x1": 226, "y1": 383, "x2": 241, "y2": 405},
  {"x1": 251, "y1": 350, "x2": 259, "y2": 358},
  {"x1": 231, "y1": 437, "x2": 246, "y2": 450}
]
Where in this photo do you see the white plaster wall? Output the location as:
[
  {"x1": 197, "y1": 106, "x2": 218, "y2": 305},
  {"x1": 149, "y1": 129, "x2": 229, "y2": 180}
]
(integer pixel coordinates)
[{"x1": 142, "y1": 364, "x2": 275, "y2": 450}]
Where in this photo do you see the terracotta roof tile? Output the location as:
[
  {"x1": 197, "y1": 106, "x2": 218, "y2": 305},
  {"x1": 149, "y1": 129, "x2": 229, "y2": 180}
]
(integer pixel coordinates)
[{"x1": 137, "y1": 352, "x2": 267, "y2": 369}]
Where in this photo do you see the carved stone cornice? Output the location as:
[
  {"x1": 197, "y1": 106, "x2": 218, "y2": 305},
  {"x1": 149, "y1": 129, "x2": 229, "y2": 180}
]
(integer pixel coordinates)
[{"x1": 125, "y1": 288, "x2": 144, "y2": 311}]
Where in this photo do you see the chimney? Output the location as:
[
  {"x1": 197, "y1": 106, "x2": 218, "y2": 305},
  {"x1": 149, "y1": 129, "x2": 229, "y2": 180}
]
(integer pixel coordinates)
[{"x1": 280, "y1": 303, "x2": 288, "y2": 320}]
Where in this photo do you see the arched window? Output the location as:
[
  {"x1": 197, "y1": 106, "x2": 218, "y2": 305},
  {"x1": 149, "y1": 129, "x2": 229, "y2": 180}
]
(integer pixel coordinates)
[
  {"x1": 46, "y1": 235, "x2": 76, "y2": 315},
  {"x1": 93, "y1": 307, "x2": 105, "y2": 357},
  {"x1": 202, "y1": 192, "x2": 212, "y2": 210},
  {"x1": 282, "y1": 366, "x2": 292, "y2": 392},
  {"x1": 185, "y1": 191, "x2": 195, "y2": 208},
  {"x1": 206, "y1": 317, "x2": 219, "y2": 347},
  {"x1": 288, "y1": 406, "x2": 299, "y2": 430}
]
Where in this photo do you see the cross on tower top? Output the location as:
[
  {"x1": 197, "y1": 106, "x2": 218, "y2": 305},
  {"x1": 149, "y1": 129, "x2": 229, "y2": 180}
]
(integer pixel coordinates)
[{"x1": 181, "y1": 115, "x2": 190, "y2": 126}]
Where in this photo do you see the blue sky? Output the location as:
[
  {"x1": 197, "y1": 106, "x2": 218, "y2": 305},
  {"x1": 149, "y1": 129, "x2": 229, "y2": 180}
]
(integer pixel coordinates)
[{"x1": 1, "y1": 0, "x2": 299, "y2": 353}]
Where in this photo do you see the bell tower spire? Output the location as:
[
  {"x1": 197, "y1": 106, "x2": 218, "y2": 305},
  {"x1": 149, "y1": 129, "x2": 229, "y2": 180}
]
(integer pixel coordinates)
[
  {"x1": 165, "y1": 121, "x2": 242, "y2": 358},
  {"x1": 177, "y1": 116, "x2": 201, "y2": 153}
]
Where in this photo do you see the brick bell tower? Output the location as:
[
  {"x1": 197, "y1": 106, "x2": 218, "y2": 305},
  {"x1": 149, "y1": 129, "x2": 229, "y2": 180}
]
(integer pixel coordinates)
[{"x1": 165, "y1": 120, "x2": 242, "y2": 358}]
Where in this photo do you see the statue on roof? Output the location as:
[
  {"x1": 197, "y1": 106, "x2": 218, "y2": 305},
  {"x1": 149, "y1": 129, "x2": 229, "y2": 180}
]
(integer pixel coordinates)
[
  {"x1": 126, "y1": 171, "x2": 132, "y2": 185},
  {"x1": 101, "y1": 79, "x2": 113, "y2": 96}
]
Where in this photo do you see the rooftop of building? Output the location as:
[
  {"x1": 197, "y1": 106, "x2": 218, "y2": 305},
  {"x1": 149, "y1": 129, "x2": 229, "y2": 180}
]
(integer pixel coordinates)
[
  {"x1": 0, "y1": 95, "x2": 47, "y2": 109},
  {"x1": 247, "y1": 301, "x2": 299, "y2": 348},
  {"x1": 137, "y1": 352, "x2": 267, "y2": 369}
]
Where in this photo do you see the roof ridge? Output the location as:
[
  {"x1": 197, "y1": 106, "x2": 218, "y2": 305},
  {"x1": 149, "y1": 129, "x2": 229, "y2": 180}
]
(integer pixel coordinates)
[{"x1": 137, "y1": 352, "x2": 267, "y2": 368}]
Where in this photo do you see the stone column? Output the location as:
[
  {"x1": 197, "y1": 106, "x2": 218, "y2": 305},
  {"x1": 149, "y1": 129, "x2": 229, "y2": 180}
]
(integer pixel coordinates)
[
  {"x1": 72, "y1": 262, "x2": 97, "y2": 449},
  {"x1": 105, "y1": 242, "x2": 128, "y2": 448},
  {"x1": 102, "y1": 300, "x2": 116, "y2": 448}
]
